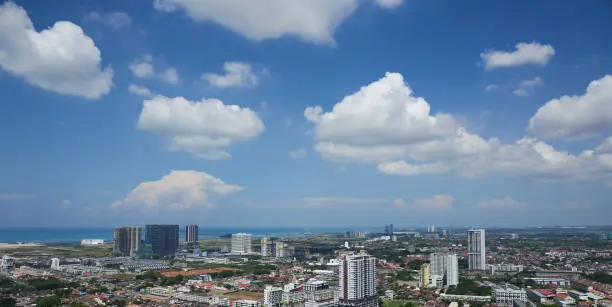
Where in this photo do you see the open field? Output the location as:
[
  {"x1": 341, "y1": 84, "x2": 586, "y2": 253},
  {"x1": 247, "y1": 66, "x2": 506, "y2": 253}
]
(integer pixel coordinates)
[
  {"x1": 0, "y1": 244, "x2": 112, "y2": 257},
  {"x1": 0, "y1": 243, "x2": 42, "y2": 249}
]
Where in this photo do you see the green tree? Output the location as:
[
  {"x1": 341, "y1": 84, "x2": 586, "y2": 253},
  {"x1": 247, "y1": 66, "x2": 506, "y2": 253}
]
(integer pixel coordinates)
[
  {"x1": 28, "y1": 278, "x2": 63, "y2": 291},
  {"x1": 36, "y1": 295, "x2": 61, "y2": 307},
  {"x1": 0, "y1": 297, "x2": 16, "y2": 307},
  {"x1": 111, "y1": 298, "x2": 127, "y2": 307},
  {"x1": 587, "y1": 271, "x2": 612, "y2": 284}
]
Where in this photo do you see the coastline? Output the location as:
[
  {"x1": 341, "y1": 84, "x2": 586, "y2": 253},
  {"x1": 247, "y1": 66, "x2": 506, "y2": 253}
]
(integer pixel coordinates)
[{"x1": 0, "y1": 226, "x2": 379, "y2": 245}]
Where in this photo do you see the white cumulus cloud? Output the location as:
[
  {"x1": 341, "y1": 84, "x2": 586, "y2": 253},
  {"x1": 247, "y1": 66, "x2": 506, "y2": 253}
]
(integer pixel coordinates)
[
  {"x1": 85, "y1": 11, "x2": 131, "y2": 29},
  {"x1": 111, "y1": 170, "x2": 243, "y2": 210},
  {"x1": 375, "y1": 0, "x2": 404, "y2": 9},
  {"x1": 481, "y1": 42, "x2": 555, "y2": 70},
  {"x1": 129, "y1": 54, "x2": 179, "y2": 84},
  {"x1": 513, "y1": 88, "x2": 529, "y2": 97},
  {"x1": 153, "y1": 0, "x2": 358, "y2": 45},
  {"x1": 163, "y1": 68, "x2": 179, "y2": 84},
  {"x1": 378, "y1": 161, "x2": 449, "y2": 175},
  {"x1": 514, "y1": 76, "x2": 543, "y2": 97},
  {"x1": 203, "y1": 62, "x2": 261, "y2": 88},
  {"x1": 138, "y1": 95, "x2": 265, "y2": 159},
  {"x1": 520, "y1": 76, "x2": 543, "y2": 88},
  {"x1": 0, "y1": 2, "x2": 113, "y2": 99},
  {"x1": 305, "y1": 72, "x2": 459, "y2": 159},
  {"x1": 528, "y1": 75, "x2": 612, "y2": 140},
  {"x1": 485, "y1": 84, "x2": 498, "y2": 92},
  {"x1": 304, "y1": 72, "x2": 612, "y2": 183},
  {"x1": 128, "y1": 84, "x2": 153, "y2": 97}
]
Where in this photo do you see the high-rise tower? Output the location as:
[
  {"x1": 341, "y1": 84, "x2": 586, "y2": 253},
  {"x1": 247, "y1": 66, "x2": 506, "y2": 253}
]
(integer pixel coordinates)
[
  {"x1": 339, "y1": 253, "x2": 378, "y2": 307},
  {"x1": 429, "y1": 253, "x2": 458, "y2": 286},
  {"x1": 185, "y1": 224, "x2": 199, "y2": 251},
  {"x1": 113, "y1": 226, "x2": 142, "y2": 257},
  {"x1": 231, "y1": 233, "x2": 252, "y2": 254},
  {"x1": 467, "y1": 229, "x2": 486, "y2": 270},
  {"x1": 145, "y1": 224, "x2": 179, "y2": 257}
]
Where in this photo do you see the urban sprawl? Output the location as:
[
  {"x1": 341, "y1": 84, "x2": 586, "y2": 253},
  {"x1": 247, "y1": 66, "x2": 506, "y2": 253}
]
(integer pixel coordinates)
[{"x1": 1, "y1": 225, "x2": 612, "y2": 307}]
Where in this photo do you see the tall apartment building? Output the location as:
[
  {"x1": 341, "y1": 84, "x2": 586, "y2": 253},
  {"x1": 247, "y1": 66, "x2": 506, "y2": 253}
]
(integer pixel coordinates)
[
  {"x1": 261, "y1": 237, "x2": 274, "y2": 257},
  {"x1": 264, "y1": 286, "x2": 283, "y2": 306},
  {"x1": 113, "y1": 226, "x2": 141, "y2": 257},
  {"x1": 145, "y1": 224, "x2": 179, "y2": 257},
  {"x1": 232, "y1": 233, "x2": 252, "y2": 254},
  {"x1": 339, "y1": 254, "x2": 378, "y2": 307},
  {"x1": 429, "y1": 253, "x2": 459, "y2": 286},
  {"x1": 419, "y1": 263, "x2": 430, "y2": 288},
  {"x1": 185, "y1": 224, "x2": 199, "y2": 250},
  {"x1": 384, "y1": 224, "x2": 394, "y2": 236},
  {"x1": 467, "y1": 229, "x2": 486, "y2": 270}
]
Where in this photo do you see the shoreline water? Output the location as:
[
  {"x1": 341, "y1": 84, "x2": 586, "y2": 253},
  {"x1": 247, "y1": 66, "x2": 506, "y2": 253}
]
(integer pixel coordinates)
[{"x1": 0, "y1": 227, "x2": 379, "y2": 244}]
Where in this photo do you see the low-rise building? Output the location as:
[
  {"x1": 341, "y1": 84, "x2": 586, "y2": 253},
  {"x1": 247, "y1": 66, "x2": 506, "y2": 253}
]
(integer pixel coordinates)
[
  {"x1": 146, "y1": 286, "x2": 173, "y2": 297},
  {"x1": 81, "y1": 239, "x2": 104, "y2": 245},
  {"x1": 234, "y1": 299, "x2": 262, "y2": 307},
  {"x1": 493, "y1": 286, "x2": 527, "y2": 306},
  {"x1": 552, "y1": 293, "x2": 575, "y2": 306},
  {"x1": 173, "y1": 293, "x2": 209, "y2": 303},
  {"x1": 568, "y1": 290, "x2": 588, "y2": 301},
  {"x1": 489, "y1": 264, "x2": 523, "y2": 274},
  {"x1": 525, "y1": 278, "x2": 570, "y2": 287}
]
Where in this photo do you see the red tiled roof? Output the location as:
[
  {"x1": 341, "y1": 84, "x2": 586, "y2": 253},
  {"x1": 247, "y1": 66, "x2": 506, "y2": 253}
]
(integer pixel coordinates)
[
  {"x1": 159, "y1": 268, "x2": 237, "y2": 278},
  {"x1": 537, "y1": 289, "x2": 554, "y2": 297}
]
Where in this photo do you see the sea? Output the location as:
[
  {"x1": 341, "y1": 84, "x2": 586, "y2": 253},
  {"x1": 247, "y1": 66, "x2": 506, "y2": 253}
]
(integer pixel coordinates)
[{"x1": 0, "y1": 227, "x2": 377, "y2": 244}]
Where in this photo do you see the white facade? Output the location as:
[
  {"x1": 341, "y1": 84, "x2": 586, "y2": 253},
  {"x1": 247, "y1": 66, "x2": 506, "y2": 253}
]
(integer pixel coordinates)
[
  {"x1": 339, "y1": 254, "x2": 378, "y2": 307},
  {"x1": 231, "y1": 233, "x2": 252, "y2": 254},
  {"x1": 186, "y1": 225, "x2": 199, "y2": 243},
  {"x1": 234, "y1": 300, "x2": 262, "y2": 307},
  {"x1": 81, "y1": 239, "x2": 104, "y2": 245},
  {"x1": 282, "y1": 291, "x2": 305, "y2": 305},
  {"x1": 147, "y1": 286, "x2": 173, "y2": 297},
  {"x1": 0, "y1": 255, "x2": 14, "y2": 271},
  {"x1": 261, "y1": 237, "x2": 274, "y2": 257},
  {"x1": 493, "y1": 287, "x2": 526, "y2": 306},
  {"x1": 488, "y1": 264, "x2": 523, "y2": 274},
  {"x1": 50, "y1": 258, "x2": 60, "y2": 270},
  {"x1": 264, "y1": 286, "x2": 283, "y2": 306},
  {"x1": 429, "y1": 275, "x2": 443, "y2": 288},
  {"x1": 429, "y1": 253, "x2": 458, "y2": 286},
  {"x1": 467, "y1": 229, "x2": 486, "y2": 270},
  {"x1": 526, "y1": 278, "x2": 570, "y2": 287},
  {"x1": 174, "y1": 293, "x2": 209, "y2": 303},
  {"x1": 275, "y1": 241, "x2": 291, "y2": 258}
]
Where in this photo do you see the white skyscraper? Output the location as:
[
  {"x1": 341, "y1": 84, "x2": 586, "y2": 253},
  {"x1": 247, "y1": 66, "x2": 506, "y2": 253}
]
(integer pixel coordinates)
[
  {"x1": 467, "y1": 229, "x2": 486, "y2": 270},
  {"x1": 185, "y1": 224, "x2": 199, "y2": 251},
  {"x1": 339, "y1": 254, "x2": 378, "y2": 307},
  {"x1": 429, "y1": 253, "x2": 458, "y2": 286},
  {"x1": 232, "y1": 233, "x2": 252, "y2": 254}
]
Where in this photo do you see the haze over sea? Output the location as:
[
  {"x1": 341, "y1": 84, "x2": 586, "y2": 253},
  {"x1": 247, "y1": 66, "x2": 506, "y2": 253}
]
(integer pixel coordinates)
[{"x1": 0, "y1": 227, "x2": 378, "y2": 244}]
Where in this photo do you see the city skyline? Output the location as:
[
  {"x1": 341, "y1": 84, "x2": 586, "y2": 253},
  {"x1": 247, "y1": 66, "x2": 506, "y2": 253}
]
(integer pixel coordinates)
[{"x1": 2, "y1": 0, "x2": 612, "y2": 227}]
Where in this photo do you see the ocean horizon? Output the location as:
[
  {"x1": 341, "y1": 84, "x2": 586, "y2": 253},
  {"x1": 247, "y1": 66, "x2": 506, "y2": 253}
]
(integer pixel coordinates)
[{"x1": 0, "y1": 227, "x2": 379, "y2": 244}]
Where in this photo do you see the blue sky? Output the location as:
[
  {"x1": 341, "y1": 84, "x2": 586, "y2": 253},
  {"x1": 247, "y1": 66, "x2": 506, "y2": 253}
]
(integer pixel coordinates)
[{"x1": 1, "y1": 0, "x2": 612, "y2": 228}]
